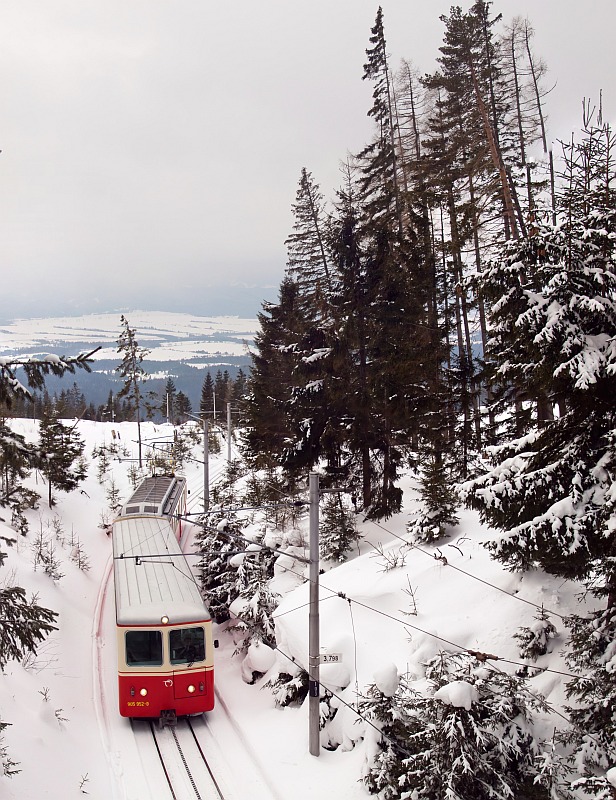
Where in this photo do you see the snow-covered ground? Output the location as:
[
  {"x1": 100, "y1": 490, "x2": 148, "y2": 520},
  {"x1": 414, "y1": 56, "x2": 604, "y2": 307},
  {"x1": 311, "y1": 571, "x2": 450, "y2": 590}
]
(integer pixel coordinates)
[
  {"x1": 0, "y1": 419, "x2": 599, "y2": 799},
  {"x1": 0, "y1": 311, "x2": 258, "y2": 366}
]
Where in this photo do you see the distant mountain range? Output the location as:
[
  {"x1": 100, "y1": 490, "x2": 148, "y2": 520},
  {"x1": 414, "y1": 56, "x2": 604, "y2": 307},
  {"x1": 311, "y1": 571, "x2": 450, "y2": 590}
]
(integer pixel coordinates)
[{"x1": 0, "y1": 311, "x2": 257, "y2": 409}]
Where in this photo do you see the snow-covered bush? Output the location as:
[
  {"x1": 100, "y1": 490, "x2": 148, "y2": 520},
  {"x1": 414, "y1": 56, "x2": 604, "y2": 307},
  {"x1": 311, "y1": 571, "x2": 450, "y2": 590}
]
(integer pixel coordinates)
[
  {"x1": 0, "y1": 719, "x2": 19, "y2": 777},
  {"x1": 515, "y1": 607, "x2": 558, "y2": 661},
  {"x1": 360, "y1": 651, "x2": 552, "y2": 800},
  {"x1": 266, "y1": 670, "x2": 309, "y2": 708}
]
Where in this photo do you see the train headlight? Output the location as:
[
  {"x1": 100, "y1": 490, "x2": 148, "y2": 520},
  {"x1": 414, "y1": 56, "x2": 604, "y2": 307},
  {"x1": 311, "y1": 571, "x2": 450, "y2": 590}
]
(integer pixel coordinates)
[
  {"x1": 187, "y1": 685, "x2": 196, "y2": 694},
  {"x1": 140, "y1": 688, "x2": 148, "y2": 697},
  {"x1": 161, "y1": 615, "x2": 169, "y2": 625}
]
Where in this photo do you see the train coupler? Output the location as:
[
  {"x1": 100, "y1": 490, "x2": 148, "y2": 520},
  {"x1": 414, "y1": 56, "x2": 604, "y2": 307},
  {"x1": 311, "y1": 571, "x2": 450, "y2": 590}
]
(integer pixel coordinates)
[{"x1": 159, "y1": 710, "x2": 177, "y2": 728}]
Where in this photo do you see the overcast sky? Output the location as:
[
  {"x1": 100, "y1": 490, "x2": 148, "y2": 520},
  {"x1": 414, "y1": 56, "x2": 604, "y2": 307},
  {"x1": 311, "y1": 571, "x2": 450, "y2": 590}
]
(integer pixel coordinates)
[{"x1": 1, "y1": 0, "x2": 614, "y2": 321}]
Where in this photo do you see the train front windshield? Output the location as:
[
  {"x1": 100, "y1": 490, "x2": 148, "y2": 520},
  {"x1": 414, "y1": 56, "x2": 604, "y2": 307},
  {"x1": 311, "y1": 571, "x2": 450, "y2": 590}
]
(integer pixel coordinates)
[
  {"x1": 170, "y1": 627, "x2": 205, "y2": 664},
  {"x1": 125, "y1": 630, "x2": 163, "y2": 666}
]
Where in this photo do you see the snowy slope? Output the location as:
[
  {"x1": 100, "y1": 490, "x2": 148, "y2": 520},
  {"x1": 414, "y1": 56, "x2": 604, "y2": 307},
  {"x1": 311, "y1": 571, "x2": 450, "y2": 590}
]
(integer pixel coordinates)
[{"x1": 0, "y1": 419, "x2": 599, "y2": 799}]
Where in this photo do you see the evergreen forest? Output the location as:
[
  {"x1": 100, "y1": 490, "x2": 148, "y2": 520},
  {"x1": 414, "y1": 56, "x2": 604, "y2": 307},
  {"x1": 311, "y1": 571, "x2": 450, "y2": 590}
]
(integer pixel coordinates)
[{"x1": 240, "y1": 4, "x2": 616, "y2": 793}]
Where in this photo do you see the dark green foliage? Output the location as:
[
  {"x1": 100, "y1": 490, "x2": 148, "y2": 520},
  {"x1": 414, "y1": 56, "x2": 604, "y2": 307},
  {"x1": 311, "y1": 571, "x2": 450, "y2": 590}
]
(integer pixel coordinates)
[
  {"x1": 37, "y1": 406, "x2": 87, "y2": 507},
  {"x1": 514, "y1": 607, "x2": 557, "y2": 661},
  {"x1": 0, "y1": 551, "x2": 58, "y2": 671},
  {"x1": 407, "y1": 450, "x2": 459, "y2": 543},
  {"x1": 0, "y1": 350, "x2": 98, "y2": 410},
  {"x1": 175, "y1": 391, "x2": 192, "y2": 424},
  {"x1": 0, "y1": 422, "x2": 34, "y2": 505},
  {"x1": 563, "y1": 608, "x2": 616, "y2": 773},
  {"x1": 265, "y1": 670, "x2": 309, "y2": 708},
  {"x1": 360, "y1": 651, "x2": 551, "y2": 800},
  {"x1": 116, "y1": 315, "x2": 150, "y2": 466},
  {"x1": 200, "y1": 372, "x2": 215, "y2": 416},
  {"x1": 161, "y1": 376, "x2": 176, "y2": 422},
  {"x1": 242, "y1": 279, "x2": 305, "y2": 470},
  {"x1": 319, "y1": 493, "x2": 360, "y2": 562}
]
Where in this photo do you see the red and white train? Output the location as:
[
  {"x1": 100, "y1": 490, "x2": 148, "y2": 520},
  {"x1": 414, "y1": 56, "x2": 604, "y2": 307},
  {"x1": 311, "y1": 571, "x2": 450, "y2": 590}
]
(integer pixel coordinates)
[{"x1": 112, "y1": 475, "x2": 215, "y2": 723}]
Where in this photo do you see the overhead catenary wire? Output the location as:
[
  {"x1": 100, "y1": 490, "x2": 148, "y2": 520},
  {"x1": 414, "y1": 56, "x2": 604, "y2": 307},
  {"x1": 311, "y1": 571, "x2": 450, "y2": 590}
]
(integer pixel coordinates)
[
  {"x1": 177, "y1": 493, "x2": 588, "y2": 682},
  {"x1": 366, "y1": 518, "x2": 570, "y2": 621},
  {"x1": 269, "y1": 559, "x2": 586, "y2": 683},
  {"x1": 160, "y1": 461, "x2": 599, "y2": 724},
  {"x1": 168, "y1": 485, "x2": 589, "y2": 683}
]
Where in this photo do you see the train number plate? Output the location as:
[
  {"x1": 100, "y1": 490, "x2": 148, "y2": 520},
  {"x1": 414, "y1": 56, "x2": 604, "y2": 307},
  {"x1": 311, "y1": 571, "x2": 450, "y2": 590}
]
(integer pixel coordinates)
[{"x1": 127, "y1": 701, "x2": 150, "y2": 707}]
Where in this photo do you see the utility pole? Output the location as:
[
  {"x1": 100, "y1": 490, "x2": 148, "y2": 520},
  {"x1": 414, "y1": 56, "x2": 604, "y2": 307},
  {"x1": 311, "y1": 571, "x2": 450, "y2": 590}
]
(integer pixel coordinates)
[
  {"x1": 187, "y1": 413, "x2": 210, "y2": 513},
  {"x1": 308, "y1": 472, "x2": 320, "y2": 757},
  {"x1": 226, "y1": 402, "x2": 232, "y2": 462},
  {"x1": 203, "y1": 417, "x2": 209, "y2": 513}
]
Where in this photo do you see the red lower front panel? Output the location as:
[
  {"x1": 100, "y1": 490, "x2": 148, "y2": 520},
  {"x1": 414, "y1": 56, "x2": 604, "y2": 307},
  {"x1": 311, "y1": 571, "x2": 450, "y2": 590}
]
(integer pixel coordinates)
[{"x1": 119, "y1": 668, "x2": 214, "y2": 717}]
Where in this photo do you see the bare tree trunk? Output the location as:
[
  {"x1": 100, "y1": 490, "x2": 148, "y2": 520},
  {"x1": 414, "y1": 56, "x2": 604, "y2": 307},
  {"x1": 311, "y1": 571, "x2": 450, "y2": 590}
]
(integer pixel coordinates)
[
  {"x1": 470, "y1": 60, "x2": 520, "y2": 240},
  {"x1": 509, "y1": 23, "x2": 534, "y2": 213}
]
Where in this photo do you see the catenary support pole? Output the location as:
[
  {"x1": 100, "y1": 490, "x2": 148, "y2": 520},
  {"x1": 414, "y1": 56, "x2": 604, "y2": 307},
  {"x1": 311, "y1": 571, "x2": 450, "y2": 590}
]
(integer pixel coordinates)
[
  {"x1": 203, "y1": 418, "x2": 209, "y2": 513},
  {"x1": 308, "y1": 472, "x2": 320, "y2": 757},
  {"x1": 227, "y1": 402, "x2": 232, "y2": 462}
]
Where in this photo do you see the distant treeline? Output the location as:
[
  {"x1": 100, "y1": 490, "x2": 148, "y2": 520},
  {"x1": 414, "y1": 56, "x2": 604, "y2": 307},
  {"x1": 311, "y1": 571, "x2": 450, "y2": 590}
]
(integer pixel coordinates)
[{"x1": 5, "y1": 365, "x2": 250, "y2": 424}]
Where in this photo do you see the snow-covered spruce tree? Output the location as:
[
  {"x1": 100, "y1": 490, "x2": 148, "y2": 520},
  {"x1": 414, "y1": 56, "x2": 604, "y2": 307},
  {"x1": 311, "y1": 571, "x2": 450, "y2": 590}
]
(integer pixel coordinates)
[
  {"x1": 407, "y1": 448, "x2": 460, "y2": 543},
  {"x1": 514, "y1": 607, "x2": 557, "y2": 661},
  {"x1": 562, "y1": 606, "x2": 616, "y2": 785},
  {"x1": 116, "y1": 315, "x2": 150, "y2": 468},
  {"x1": 196, "y1": 517, "x2": 241, "y2": 623},
  {"x1": 319, "y1": 493, "x2": 360, "y2": 562},
  {"x1": 37, "y1": 405, "x2": 87, "y2": 507},
  {"x1": 360, "y1": 651, "x2": 553, "y2": 800},
  {"x1": 231, "y1": 552, "x2": 280, "y2": 653},
  {"x1": 460, "y1": 115, "x2": 616, "y2": 587},
  {"x1": 0, "y1": 551, "x2": 57, "y2": 671}
]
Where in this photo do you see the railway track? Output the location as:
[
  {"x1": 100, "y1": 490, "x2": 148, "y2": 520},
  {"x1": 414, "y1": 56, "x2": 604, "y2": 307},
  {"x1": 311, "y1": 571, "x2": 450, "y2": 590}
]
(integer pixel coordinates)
[{"x1": 132, "y1": 718, "x2": 228, "y2": 800}]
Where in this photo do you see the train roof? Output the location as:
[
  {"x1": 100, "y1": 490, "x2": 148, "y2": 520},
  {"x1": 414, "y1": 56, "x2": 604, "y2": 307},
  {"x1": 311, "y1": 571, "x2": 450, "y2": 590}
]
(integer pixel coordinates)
[
  {"x1": 112, "y1": 514, "x2": 209, "y2": 627},
  {"x1": 119, "y1": 475, "x2": 186, "y2": 519}
]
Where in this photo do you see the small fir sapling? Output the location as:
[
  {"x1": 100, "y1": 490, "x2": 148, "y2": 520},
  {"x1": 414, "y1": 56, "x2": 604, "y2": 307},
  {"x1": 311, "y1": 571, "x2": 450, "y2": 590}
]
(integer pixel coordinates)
[
  {"x1": 69, "y1": 537, "x2": 90, "y2": 572},
  {"x1": 105, "y1": 477, "x2": 121, "y2": 514},
  {"x1": 407, "y1": 451, "x2": 460, "y2": 544},
  {"x1": 515, "y1": 607, "x2": 558, "y2": 660},
  {"x1": 319, "y1": 493, "x2": 361, "y2": 562},
  {"x1": 265, "y1": 670, "x2": 309, "y2": 708},
  {"x1": 0, "y1": 550, "x2": 57, "y2": 671},
  {"x1": 0, "y1": 719, "x2": 20, "y2": 777}
]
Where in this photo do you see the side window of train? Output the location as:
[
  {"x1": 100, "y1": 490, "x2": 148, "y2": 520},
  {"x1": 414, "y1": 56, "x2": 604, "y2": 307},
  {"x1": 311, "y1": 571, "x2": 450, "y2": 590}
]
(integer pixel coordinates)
[
  {"x1": 169, "y1": 627, "x2": 206, "y2": 665},
  {"x1": 125, "y1": 630, "x2": 163, "y2": 667}
]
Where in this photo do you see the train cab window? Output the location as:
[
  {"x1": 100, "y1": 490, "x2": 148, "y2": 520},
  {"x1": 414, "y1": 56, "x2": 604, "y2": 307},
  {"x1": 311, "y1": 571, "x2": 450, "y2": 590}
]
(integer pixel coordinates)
[
  {"x1": 169, "y1": 627, "x2": 205, "y2": 665},
  {"x1": 125, "y1": 630, "x2": 163, "y2": 667}
]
